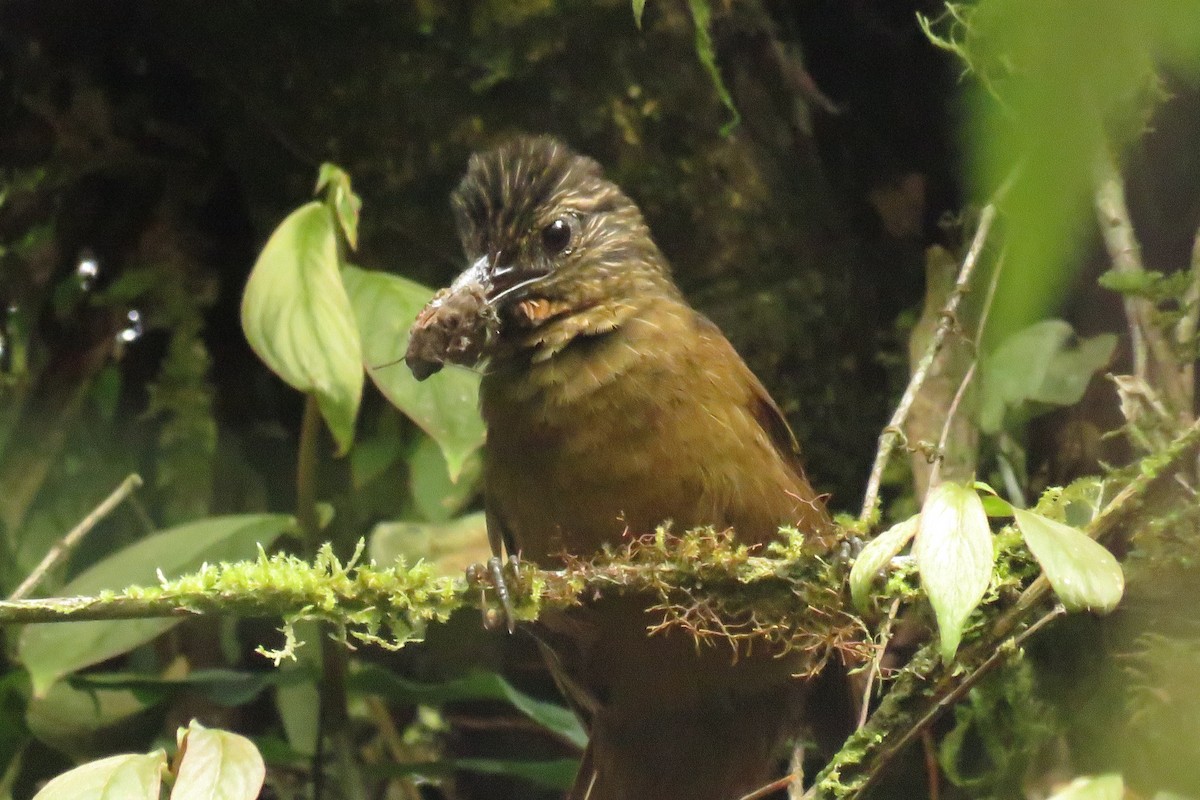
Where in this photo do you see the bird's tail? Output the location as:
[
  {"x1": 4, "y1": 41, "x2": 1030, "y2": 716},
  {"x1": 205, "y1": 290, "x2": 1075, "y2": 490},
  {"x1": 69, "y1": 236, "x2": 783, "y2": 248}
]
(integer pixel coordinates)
[{"x1": 566, "y1": 695, "x2": 792, "y2": 800}]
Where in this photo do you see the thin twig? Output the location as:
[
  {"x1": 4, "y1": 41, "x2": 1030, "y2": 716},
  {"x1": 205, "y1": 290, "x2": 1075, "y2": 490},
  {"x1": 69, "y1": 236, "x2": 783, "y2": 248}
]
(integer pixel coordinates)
[
  {"x1": 857, "y1": 597, "x2": 901, "y2": 730},
  {"x1": 739, "y1": 771, "x2": 799, "y2": 800},
  {"x1": 1093, "y1": 150, "x2": 1189, "y2": 418},
  {"x1": 921, "y1": 728, "x2": 940, "y2": 800},
  {"x1": 1175, "y1": 225, "x2": 1200, "y2": 415},
  {"x1": 8, "y1": 473, "x2": 143, "y2": 602},
  {"x1": 860, "y1": 204, "x2": 997, "y2": 521},
  {"x1": 925, "y1": 246, "x2": 1005, "y2": 490}
]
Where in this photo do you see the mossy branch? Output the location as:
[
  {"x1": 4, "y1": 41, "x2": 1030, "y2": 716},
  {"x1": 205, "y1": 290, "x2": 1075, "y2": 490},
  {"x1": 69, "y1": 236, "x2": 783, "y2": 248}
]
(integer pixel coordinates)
[{"x1": 0, "y1": 529, "x2": 861, "y2": 668}]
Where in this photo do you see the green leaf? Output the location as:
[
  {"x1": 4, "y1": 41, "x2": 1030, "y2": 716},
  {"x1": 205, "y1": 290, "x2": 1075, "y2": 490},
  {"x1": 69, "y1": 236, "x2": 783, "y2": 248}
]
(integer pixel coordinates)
[
  {"x1": 914, "y1": 483, "x2": 995, "y2": 662},
  {"x1": 274, "y1": 672, "x2": 320, "y2": 757},
  {"x1": 1012, "y1": 508, "x2": 1124, "y2": 613},
  {"x1": 979, "y1": 320, "x2": 1116, "y2": 433},
  {"x1": 32, "y1": 751, "x2": 165, "y2": 800},
  {"x1": 1046, "y1": 774, "x2": 1125, "y2": 800},
  {"x1": 171, "y1": 721, "x2": 265, "y2": 800},
  {"x1": 315, "y1": 163, "x2": 362, "y2": 251},
  {"x1": 348, "y1": 665, "x2": 587, "y2": 749},
  {"x1": 369, "y1": 512, "x2": 490, "y2": 577},
  {"x1": 342, "y1": 265, "x2": 485, "y2": 480},
  {"x1": 373, "y1": 757, "x2": 579, "y2": 791},
  {"x1": 685, "y1": 0, "x2": 740, "y2": 136},
  {"x1": 18, "y1": 514, "x2": 292, "y2": 696},
  {"x1": 849, "y1": 515, "x2": 918, "y2": 612},
  {"x1": 410, "y1": 435, "x2": 482, "y2": 523},
  {"x1": 438, "y1": 758, "x2": 578, "y2": 790},
  {"x1": 71, "y1": 669, "x2": 282, "y2": 708},
  {"x1": 241, "y1": 202, "x2": 363, "y2": 454},
  {"x1": 631, "y1": 0, "x2": 647, "y2": 28}
]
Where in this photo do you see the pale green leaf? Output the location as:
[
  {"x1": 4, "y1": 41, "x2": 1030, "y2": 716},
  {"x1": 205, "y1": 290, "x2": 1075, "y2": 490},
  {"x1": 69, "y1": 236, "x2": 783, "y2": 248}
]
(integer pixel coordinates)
[
  {"x1": 241, "y1": 202, "x2": 363, "y2": 453},
  {"x1": 1012, "y1": 507, "x2": 1124, "y2": 613},
  {"x1": 1046, "y1": 774, "x2": 1125, "y2": 800},
  {"x1": 33, "y1": 751, "x2": 164, "y2": 800},
  {"x1": 18, "y1": 514, "x2": 292, "y2": 696},
  {"x1": 979, "y1": 320, "x2": 1116, "y2": 433},
  {"x1": 849, "y1": 515, "x2": 918, "y2": 612},
  {"x1": 171, "y1": 721, "x2": 265, "y2": 800},
  {"x1": 315, "y1": 163, "x2": 361, "y2": 251},
  {"x1": 369, "y1": 512, "x2": 490, "y2": 577},
  {"x1": 342, "y1": 265, "x2": 485, "y2": 480},
  {"x1": 914, "y1": 482, "x2": 995, "y2": 662}
]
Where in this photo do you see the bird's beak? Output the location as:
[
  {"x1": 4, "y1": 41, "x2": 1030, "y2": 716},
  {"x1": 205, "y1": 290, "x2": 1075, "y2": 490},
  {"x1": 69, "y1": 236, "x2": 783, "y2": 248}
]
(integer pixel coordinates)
[{"x1": 452, "y1": 254, "x2": 551, "y2": 308}]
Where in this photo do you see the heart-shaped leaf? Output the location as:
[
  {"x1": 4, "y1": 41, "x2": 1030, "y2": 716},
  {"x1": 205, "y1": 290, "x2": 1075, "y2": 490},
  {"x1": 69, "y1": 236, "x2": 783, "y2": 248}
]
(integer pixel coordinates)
[
  {"x1": 33, "y1": 751, "x2": 165, "y2": 800},
  {"x1": 241, "y1": 202, "x2": 363, "y2": 453},
  {"x1": 914, "y1": 482, "x2": 995, "y2": 662},
  {"x1": 171, "y1": 721, "x2": 265, "y2": 800}
]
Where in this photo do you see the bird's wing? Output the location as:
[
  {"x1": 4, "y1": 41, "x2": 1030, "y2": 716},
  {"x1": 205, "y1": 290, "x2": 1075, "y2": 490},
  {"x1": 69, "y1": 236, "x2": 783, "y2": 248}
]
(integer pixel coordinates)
[{"x1": 692, "y1": 313, "x2": 811, "y2": 484}]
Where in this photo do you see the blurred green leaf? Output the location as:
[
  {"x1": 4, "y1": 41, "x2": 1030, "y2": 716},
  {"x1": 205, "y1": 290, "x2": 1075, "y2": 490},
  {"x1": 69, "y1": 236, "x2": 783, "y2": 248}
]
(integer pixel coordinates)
[
  {"x1": 342, "y1": 265, "x2": 485, "y2": 481},
  {"x1": 685, "y1": 0, "x2": 739, "y2": 135},
  {"x1": 0, "y1": 672, "x2": 28, "y2": 783},
  {"x1": 171, "y1": 721, "x2": 265, "y2": 800},
  {"x1": 274, "y1": 672, "x2": 320, "y2": 757},
  {"x1": 410, "y1": 435, "x2": 482, "y2": 523},
  {"x1": 18, "y1": 514, "x2": 292, "y2": 697},
  {"x1": 372, "y1": 757, "x2": 579, "y2": 791},
  {"x1": 241, "y1": 202, "x2": 363, "y2": 454},
  {"x1": 979, "y1": 320, "x2": 1116, "y2": 433},
  {"x1": 1046, "y1": 774, "x2": 1125, "y2": 800},
  {"x1": 32, "y1": 751, "x2": 164, "y2": 800},
  {"x1": 25, "y1": 681, "x2": 151, "y2": 757},
  {"x1": 631, "y1": 0, "x2": 646, "y2": 28},
  {"x1": 1012, "y1": 508, "x2": 1124, "y2": 613},
  {"x1": 914, "y1": 483, "x2": 995, "y2": 662},
  {"x1": 349, "y1": 664, "x2": 587, "y2": 749},
  {"x1": 944, "y1": 0, "x2": 1193, "y2": 345},
  {"x1": 369, "y1": 512, "x2": 490, "y2": 577},
  {"x1": 850, "y1": 515, "x2": 918, "y2": 612},
  {"x1": 72, "y1": 669, "x2": 288, "y2": 708}
]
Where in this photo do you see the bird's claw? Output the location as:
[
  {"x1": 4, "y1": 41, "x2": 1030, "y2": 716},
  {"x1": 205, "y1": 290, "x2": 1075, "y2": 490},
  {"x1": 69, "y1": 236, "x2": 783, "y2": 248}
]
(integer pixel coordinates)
[
  {"x1": 835, "y1": 535, "x2": 865, "y2": 567},
  {"x1": 467, "y1": 555, "x2": 522, "y2": 633}
]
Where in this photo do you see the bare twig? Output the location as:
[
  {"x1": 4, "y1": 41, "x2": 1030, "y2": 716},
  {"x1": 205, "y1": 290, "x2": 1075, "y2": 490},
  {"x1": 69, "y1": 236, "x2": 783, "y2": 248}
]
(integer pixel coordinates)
[
  {"x1": 921, "y1": 728, "x2": 940, "y2": 800},
  {"x1": 738, "y1": 771, "x2": 799, "y2": 800},
  {"x1": 857, "y1": 597, "x2": 901, "y2": 730},
  {"x1": 1093, "y1": 150, "x2": 1190, "y2": 419},
  {"x1": 1175, "y1": 225, "x2": 1200, "y2": 411},
  {"x1": 860, "y1": 204, "x2": 997, "y2": 521},
  {"x1": 8, "y1": 473, "x2": 143, "y2": 602},
  {"x1": 926, "y1": 248, "x2": 1005, "y2": 491}
]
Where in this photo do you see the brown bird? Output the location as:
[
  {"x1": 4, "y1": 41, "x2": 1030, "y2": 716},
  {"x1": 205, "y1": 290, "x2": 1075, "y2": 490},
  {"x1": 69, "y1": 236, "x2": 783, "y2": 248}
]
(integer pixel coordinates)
[{"x1": 428, "y1": 136, "x2": 842, "y2": 799}]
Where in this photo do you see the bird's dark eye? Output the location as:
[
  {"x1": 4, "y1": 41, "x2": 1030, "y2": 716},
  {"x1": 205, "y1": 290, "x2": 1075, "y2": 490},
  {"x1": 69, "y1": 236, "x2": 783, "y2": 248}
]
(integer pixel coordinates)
[{"x1": 540, "y1": 217, "x2": 573, "y2": 256}]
